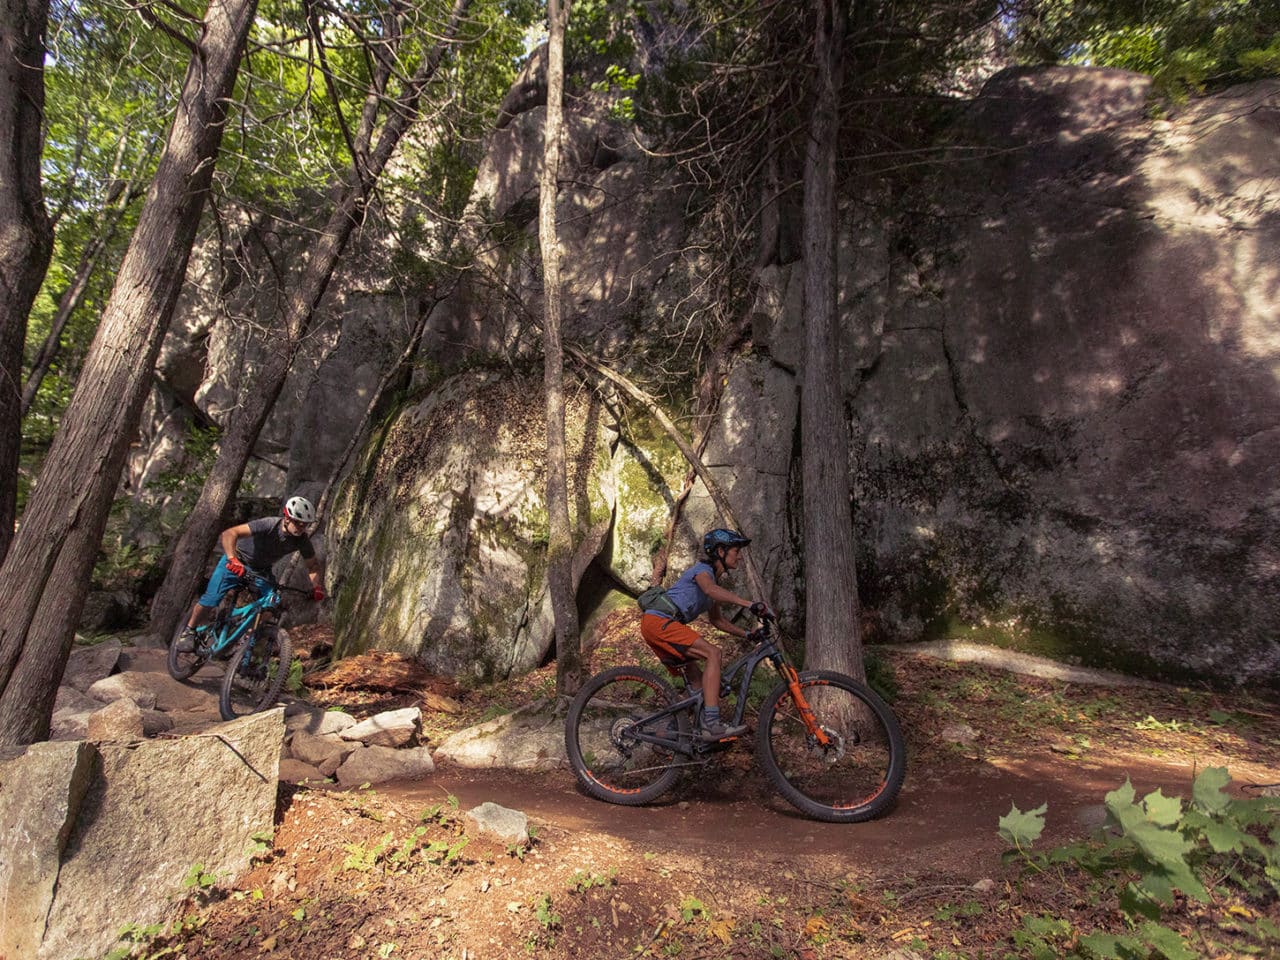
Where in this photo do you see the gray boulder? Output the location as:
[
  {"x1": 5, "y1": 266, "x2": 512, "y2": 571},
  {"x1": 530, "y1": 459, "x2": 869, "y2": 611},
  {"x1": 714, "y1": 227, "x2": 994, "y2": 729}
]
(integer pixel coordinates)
[
  {"x1": 432, "y1": 701, "x2": 567, "y2": 771},
  {"x1": 86, "y1": 698, "x2": 145, "y2": 742},
  {"x1": 285, "y1": 704, "x2": 358, "y2": 736},
  {"x1": 464, "y1": 802, "x2": 529, "y2": 845},
  {"x1": 87, "y1": 671, "x2": 158, "y2": 710},
  {"x1": 0, "y1": 742, "x2": 94, "y2": 960},
  {"x1": 34, "y1": 709, "x2": 283, "y2": 960},
  {"x1": 289, "y1": 729, "x2": 357, "y2": 769},
  {"x1": 335, "y1": 744, "x2": 435, "y2": 787},
  {"x1": 60, "y1": 639, "x2": 121, "y2": 692},
  {"x1": 338, "y1": 707, "x2": 421, "y2": 748}
]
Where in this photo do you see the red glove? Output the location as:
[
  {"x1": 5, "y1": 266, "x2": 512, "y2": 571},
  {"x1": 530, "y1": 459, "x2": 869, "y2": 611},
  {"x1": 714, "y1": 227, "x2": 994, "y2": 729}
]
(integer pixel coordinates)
[
  {"x1": 312, "y1": 587, "x2": 326, "y2": 602},
  {"x1": 226, "y1": 557, "x2": 245, "y2": 576}
]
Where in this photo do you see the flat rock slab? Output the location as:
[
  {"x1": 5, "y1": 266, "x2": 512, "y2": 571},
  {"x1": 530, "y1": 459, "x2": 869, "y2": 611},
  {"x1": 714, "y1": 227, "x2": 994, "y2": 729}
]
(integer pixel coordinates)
[
  {"x1": 285, "y1": 704, "x2": 357, "y2": 737},
  {"x1": 61, "y1": 639, "x2": 122, "y2": 692},
  {"x1": 464, "y1": 801, "x2": 528, "y2": 845},
  {"x1": 0, "y1": 741, "x2": 95, "y2": 960},
  {"x1": 433, "y1": 701, "x2": 567, "y2": 771},
  {"x1": 339, "y1": 707, "x2": 421, "y2": 747},
  {"x1": 883, "y1": 640, "x2": 1160, "y2": 688},
  {"x1": 37, "y1": 709, "x2": 283, "y2": 960},
  {"x1": 335, "y1": 744, "x2": 434, "y2": 787},
  {"x1": 87, "y1": 672, "x2": 158, "y2": 710}
]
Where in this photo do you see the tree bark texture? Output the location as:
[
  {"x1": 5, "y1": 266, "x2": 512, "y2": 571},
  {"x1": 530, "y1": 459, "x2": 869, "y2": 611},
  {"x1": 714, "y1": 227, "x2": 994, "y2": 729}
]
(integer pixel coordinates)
[
  {"x1": 800, "y1": 0, "x2": 864, "y2": 680},
  {"x1": 147, "y1": 0, "x2": 473, "y2": 643},
  {"x1": 0, "y1": 0, "x2": 259, "y2": 746},
  {"x1": 0, "y1": 0, "x2": 54, "y2": 563},
  {"x1": 540, "y1": 0, "x2": 583, "y2": 698}
]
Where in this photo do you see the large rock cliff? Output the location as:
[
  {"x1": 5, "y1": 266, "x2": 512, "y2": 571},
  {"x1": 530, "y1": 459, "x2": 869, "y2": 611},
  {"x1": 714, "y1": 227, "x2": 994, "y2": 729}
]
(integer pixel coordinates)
[{"x1": 139, "y1": 61, "x2": 1280, "y2": 685}]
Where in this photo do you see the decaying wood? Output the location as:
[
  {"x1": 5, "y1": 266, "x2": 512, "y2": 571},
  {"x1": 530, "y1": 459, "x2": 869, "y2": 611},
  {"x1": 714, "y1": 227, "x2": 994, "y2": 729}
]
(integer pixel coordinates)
[{"x1": 304, "y1": 650, "x2": 463, "y2": 713}]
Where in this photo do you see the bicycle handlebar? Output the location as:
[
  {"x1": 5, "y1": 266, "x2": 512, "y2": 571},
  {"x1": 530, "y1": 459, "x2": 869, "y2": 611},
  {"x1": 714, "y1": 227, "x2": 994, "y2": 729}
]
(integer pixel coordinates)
[{"x1": 236, "y1": 564, "x2": 314, "y2": 597}]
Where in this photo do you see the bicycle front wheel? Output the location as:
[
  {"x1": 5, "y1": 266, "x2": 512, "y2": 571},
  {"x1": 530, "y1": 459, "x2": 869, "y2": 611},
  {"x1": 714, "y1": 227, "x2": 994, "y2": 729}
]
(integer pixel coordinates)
[
  {"x1": 756, "y1": 670, "x2": 906, "y2": 823},
  {"x1": 565, "y1": 666, "x2": 691, "y2": 806},
  {"x1": 218, "y1": 625, "x2": 292, "y2": 721}
]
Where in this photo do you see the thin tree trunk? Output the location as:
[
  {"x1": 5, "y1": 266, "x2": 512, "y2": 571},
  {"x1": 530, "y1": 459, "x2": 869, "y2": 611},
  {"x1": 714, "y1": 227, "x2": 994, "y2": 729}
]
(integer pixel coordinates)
[
  {"x1": 148, "y1": 0, "x2": 472, "y2": 643},
  {"x1": 801, "y1": 0, "x2": 863, "y2": 681},
  {"x1": 540, "y1": 0, "x2": 582, "y2": 698},
  {"x1": 568, "y1": 346, "x2": 769, "y2": 606},
  {"x1": 0, "y1": 0, "x2": 259, "y2": 747},
  {"x1": 0, "y1": 0, "x2": 54, "y2": 564},
  {"x1": 21, "y1": 175, "x2": 145, "y2": 415}
]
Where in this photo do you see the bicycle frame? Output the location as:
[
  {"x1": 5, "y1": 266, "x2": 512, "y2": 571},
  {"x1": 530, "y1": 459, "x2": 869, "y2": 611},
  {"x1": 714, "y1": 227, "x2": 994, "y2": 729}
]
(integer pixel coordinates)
[
  {"x1": 625, "y1": 620, "x2": 830, "y2": 756},
  {"x1": 196, "y1": 572, "x2": 282, "y2": 657}
]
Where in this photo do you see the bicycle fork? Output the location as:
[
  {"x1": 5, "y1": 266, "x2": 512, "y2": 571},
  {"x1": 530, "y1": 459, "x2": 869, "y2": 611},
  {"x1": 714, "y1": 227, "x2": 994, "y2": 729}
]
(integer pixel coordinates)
[{"x1": 778, "y1": 663, "x2": 833, "y2": 747}]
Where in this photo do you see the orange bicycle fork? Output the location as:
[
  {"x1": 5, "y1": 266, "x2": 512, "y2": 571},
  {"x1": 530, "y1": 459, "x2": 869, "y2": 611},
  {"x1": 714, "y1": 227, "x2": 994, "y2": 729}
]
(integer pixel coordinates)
[{"x1": 777, "y1": 662, "x2": 832, "y2": 747}]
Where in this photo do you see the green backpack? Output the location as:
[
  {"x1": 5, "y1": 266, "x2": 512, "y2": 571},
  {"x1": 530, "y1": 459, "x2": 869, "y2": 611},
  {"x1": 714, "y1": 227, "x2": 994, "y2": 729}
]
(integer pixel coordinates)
[{"x1": 636, "y1": 584, "x2": 682, "y2": 620}]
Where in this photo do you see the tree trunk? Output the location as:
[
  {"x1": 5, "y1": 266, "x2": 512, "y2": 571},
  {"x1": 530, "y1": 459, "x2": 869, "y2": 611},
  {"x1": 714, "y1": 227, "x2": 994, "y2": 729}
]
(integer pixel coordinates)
[
  {"x1": 801, "y1": 0, "x2": 864, "y2": 681},
  {"x1": 0, "y1": 0, "x2": 54, "y2": 563},
  {"x1": 148, "y1": 0, "x2": 472, "y2": 643},
  {"x1": 0, "y1": 0, "x2": 259, "y2": 747},
  {"x1": 21, "y1": 174, "x2": 144, "y2": 416},
  {"x1": 540, "y1": 0, "x2": 582, "y2": 698}
]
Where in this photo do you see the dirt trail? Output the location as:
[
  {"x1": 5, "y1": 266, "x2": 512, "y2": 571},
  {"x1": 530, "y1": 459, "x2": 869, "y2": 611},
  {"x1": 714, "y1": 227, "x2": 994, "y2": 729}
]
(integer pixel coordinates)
[{"x1": 390, "y1": 748, "x2": 1219, "y2": 878}]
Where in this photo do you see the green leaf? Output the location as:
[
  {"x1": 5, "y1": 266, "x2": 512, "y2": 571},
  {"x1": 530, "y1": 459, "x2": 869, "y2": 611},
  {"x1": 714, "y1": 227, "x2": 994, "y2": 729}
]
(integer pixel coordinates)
[
  {"x1": 1079, "y1": 930, "x2": 1141, "y2": 957},
  {"x1": 1141, "y1": 789, "x2": 1182, "y2": 827},
  {"x1": 998, "y1": 802, "x2": 1048, "y2": 848},
  {"x1": 1201, "y1": 819, "x2": 1252, "y2": 854},
  {"x1": 1119, "y1": 882, "x2": 1161, "y2": 921},
  {"x1": 1138, "y1": 921, "x2": 1196, "y2": 960},
  {"x1": 1191, "y1": 767, "x2": 1232, "y2": 815}
]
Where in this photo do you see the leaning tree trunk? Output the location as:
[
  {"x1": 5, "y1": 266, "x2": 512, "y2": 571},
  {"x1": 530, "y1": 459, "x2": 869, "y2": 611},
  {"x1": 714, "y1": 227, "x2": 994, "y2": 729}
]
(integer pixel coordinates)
[
  {"x1": 540, "y1": 0, "x2": 582, "y2": 698},
  {"x1": 21, "y1": 171, "x2": 145, "y2": 415},
  {"x1": 148, "y1": 0, "x2": 472, "y2": 643},
  {"x1": 0, "y1": 0, "x2": 54, "y2": 564},
  {"x1": 0, "y1": 0, "x2": 259, "y2": 747},
  {"x1": 800, "y1": 0, "x2": 863, "y2": 682}
]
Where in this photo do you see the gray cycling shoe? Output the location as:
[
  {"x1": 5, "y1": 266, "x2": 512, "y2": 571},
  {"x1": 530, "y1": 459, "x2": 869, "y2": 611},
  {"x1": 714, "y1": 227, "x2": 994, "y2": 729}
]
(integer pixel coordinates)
[
  {"x1": 699, "y1": 718, "x2": 748, "y2": 741},
  {"x1": 174, "y1": 628, "x2": 199, "y2": 653}
]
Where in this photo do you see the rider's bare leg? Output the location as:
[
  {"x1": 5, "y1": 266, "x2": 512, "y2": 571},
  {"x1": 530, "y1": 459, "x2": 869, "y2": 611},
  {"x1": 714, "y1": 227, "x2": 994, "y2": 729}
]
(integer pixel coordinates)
[{"x1": 687, "y1": 637, "x2": 723, "y2": 710}]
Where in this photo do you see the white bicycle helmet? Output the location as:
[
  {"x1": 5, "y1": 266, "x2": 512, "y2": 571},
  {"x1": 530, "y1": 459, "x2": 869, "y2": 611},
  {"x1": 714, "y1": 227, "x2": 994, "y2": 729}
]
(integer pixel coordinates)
[{"x1": 283, "y1": 495, "x2": 317, "y2": 524}]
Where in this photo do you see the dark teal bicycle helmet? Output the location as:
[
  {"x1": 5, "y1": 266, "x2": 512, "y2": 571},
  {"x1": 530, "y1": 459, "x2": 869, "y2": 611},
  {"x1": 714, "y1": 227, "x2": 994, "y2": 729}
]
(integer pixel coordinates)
[{"x1": 703, "y1": 528, "x2": 751, "y2": 563}]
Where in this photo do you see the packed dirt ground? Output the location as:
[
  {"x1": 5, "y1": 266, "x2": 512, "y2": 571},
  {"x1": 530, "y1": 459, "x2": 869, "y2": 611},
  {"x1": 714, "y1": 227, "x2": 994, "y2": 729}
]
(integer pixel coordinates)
[{"x1": 129, "y1": 615, "x2": 1280, "y2": 959}]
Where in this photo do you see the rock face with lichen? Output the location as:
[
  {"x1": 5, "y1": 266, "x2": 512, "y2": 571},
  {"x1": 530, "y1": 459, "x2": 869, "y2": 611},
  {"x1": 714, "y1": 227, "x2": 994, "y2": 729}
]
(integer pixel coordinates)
[{"x1": 330, "y1": 66, "x2": 1278, "y2": 686}]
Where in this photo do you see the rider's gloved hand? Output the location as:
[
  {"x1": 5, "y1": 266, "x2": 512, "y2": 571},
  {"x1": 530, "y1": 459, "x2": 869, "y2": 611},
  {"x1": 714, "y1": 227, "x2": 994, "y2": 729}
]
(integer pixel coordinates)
[
  {"x1": 745, "y1": 627, "x2": 766, "y2": 644},
  {"x1": 749, "y1": 601, "x2": 773, "y2": 619},
  {"x1": 226, "y1": 557, "x2": 245, "y2": 576},
  {"x1": 312, "y1": 587, "x2": 326, "y2": 602}
]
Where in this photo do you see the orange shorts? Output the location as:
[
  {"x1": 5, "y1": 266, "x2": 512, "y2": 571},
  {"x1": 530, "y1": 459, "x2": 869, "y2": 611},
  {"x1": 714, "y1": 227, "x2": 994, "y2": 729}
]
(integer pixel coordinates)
[{"x1": 640, "y1": 613, "x2": 702, "y2": 674}]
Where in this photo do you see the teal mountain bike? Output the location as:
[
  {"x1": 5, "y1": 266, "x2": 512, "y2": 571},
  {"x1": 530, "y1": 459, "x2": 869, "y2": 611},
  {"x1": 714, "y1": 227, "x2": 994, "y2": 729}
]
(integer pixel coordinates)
[
  {"x1": 565, "y1": 613, "x2": 906, "y2": 823},
  {"x1": 166, "y1": 565, "x2": 304, "y2": 721}
]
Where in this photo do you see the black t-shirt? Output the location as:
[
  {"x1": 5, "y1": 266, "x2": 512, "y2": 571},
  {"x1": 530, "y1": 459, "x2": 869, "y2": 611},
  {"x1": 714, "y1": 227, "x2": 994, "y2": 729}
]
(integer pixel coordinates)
[{"x1": 233, "y1": 516, "x2": 315, "y2": 572}]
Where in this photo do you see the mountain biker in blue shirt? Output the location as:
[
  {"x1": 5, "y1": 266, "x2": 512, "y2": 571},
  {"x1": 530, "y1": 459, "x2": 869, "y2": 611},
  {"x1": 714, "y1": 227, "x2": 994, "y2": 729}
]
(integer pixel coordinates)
[
  {"x1": 174, "y1": 495, "x2": 325, "y2": 652},
  {"x1": 640, "y1": 528, "x2": 769, "y2": 740}
]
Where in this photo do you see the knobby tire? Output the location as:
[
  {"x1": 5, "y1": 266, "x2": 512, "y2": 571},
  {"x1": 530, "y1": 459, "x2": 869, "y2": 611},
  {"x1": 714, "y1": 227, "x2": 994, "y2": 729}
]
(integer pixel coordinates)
[
  {"x1": 166, "y1": 608, "x2": 209, "y2": 681},
  {"x1": 565, "y1": 665, "x2": 690, "y2": 806},
  {"x1": 756, "y1": 669, "x2": 906, "y2": 823},
  {"x1": 218, "y1": 625, "x2": 292, "y2": 721}
]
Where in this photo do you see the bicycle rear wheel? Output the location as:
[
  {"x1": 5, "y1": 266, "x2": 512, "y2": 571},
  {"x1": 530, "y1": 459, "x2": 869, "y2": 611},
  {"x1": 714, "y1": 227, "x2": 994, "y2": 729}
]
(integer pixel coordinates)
[
  {"x1": 565, "y1": 666, "x2": 691, "y2": 806},
  {"x1": 218, "y1": 625, "x2": 292, "y2": 721},
  {"x1": 756, "y1": 670, "x2": 906, "y2": 823}
]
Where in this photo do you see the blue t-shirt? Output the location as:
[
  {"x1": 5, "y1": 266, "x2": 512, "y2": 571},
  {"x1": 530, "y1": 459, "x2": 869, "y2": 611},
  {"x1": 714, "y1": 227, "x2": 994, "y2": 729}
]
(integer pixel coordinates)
[{"x1": 648, "y1": 561, "x2": 716, "y2": 623}]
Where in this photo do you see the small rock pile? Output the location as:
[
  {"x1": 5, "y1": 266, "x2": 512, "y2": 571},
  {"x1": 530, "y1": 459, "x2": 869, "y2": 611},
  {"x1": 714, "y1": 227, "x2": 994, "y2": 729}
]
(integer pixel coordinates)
[{"x1": 281, "y1": 704, "x2": 435, "y2": 786}]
